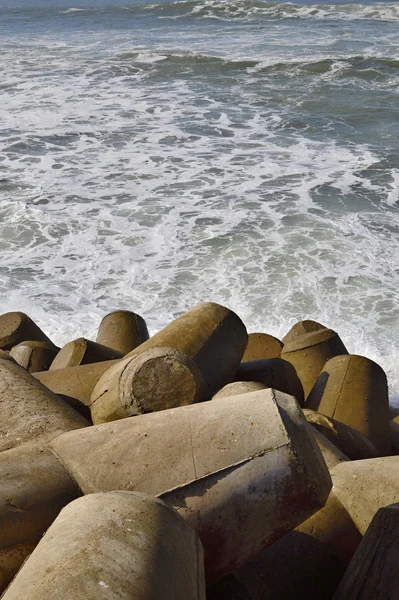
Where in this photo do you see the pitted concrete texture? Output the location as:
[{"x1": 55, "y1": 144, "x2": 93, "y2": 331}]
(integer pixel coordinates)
[
  {"x1": 331, "y1": 457, "x2": 399, "y2": 535},
  {"x1": 281, "y1": 320, "x2": 348, "y2": 399},
  {"x1": 125, "y1": 302, "x2": 248, "y2": 397},
  {"x1": 96, "y1": 310, "x2": 149, "y2": 354},
  {"x1": 0, "y1": 312, "x2": 54, "y2": 350},
  {"x1": 50, "y1": 337, "x2": 124, "y2": 371},
  {"x1": 0, "y1": 359, "x2": 88, "y2": 452},
  {"x1": 305, "y1": 355, "x2": 391, "y2": 456},
  {"x1": 90, "y1": 347, "x2": 206, "y2": 424},
  {"x1": 50, "y1": 389, "x2": 331, "y2": 585},
  {"x1": 242, "y1": 332, "x2": 283, "y2": 362},
  {"x1": 2, "y1": 492, "x2": 205, "y2": 600}
]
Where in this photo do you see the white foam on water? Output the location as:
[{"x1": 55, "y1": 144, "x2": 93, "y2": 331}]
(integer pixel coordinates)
[{"x1": 1, "y1": 5, "x2": 399, "y2": 404}]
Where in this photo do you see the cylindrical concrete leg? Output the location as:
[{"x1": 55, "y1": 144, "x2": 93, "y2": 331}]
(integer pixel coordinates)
[
  {"x1": 281, "y1": 320, "x2": 348, "y2": 399},
  {"x1": 0, "y1": 444, "x2": 81, "y2": 593},
  {"x1": 242, "y1": 333, "x2": 283, "y2": 362},
  {"x1": 390, "y1": 418, "x2": 399, "y2": 454},
  {"x1": 50, "y1": 338, "x2": 124, "y2": 371},
  {"x1": 305, "y1": 355, "x2": 391, "y2": 456},
  {"x1": 10, "y1": 341, "x2": 59, "y2": 372},
  {"x1": 333, "y1": 503, "x2": 399, "y2": 600},
  {"x1": 125, "y1": 302, "x2": 248, "y2": 398},
  {"x1": 304, "y1": 409, "x2": 380, "y2": 460},
  {"x1": 90, "y1": 348, "x2": 206, "y2": 424},
  {"x1": 0, "y1": 350, "x2": 14, "y2": 362},
  {"x1": 308, "y1": 426, "x2": 349, "y2": 470},
  {"x1": 34, "y1": 359, "x2": 120, "y2": 405},
  {"x1": 208, "y1": 491, "x2": 362, "y2": 600},
  {"x1": 96, "y1": 310, "x2": 149, "y2": 354},
  {"x1": 212, "y1": 381, "x2": 267, "y2": 400},
  {"x1": 0, "y1": 312, "x2": 54, "y2": 350},
  {"x1": 235, "y1": 358, "x2": 304, "y2": 405},
  {"x1": 331, "y1": 457, "x2": 399, "y2": 535},
  {"x1": 0, "y1": 359, "x2": 88, "y2": 452},
  {"x1": 2, "y1": 492, "x2": 205, "y2": 600},
  {"x1": 50, "y1": 388, "x2": 331, "y2": 585}
]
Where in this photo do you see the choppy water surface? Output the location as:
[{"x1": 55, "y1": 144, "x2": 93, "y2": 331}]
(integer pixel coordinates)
[{"x1": 0, "y1": 0, "x2": 398, "y2": 400}]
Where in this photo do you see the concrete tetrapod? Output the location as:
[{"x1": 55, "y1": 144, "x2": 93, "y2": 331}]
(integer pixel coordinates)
[
  {"x1": 305, "y1": 355, "x2": 391, "y2": 456},
  {"x1": 0, "y1": 350, "x2": 14, "y2": 362},
  {"x1": 34, "y1": 359, "x2": 120, "y2": 405},
  {"x1": 10, "y1": 341, "x2": 59, "y2": 372},
  {"x1": 0, "y1": 359, "x2": 88, "y2": 452},
  {"x1": 50, "y1": 337, "x2": 124, "y2": 370},
  {"x1": 242, "y1": 332, "x2": 283, "y2": 362},
  {"x1": 0, "y1": 312, "x2": 54, "y2": 350},
  {"x1": 96, "y1": 309, "x2": 149, "y2": 354},
  {"x1": 307, "y1": 426, "x2": 349, "y2": 470},
  {"x1": 331, "y1": 457, "x2": 399, "y2": 535},
  {"x1": 333, "y1": 503, "x2": 399, "y2": 600},
  {"x1": 90, "y1": 347, "x2": 206, "y2": 424},
  {"x1": 281, "y1": 320, "x2": 348, "y2": 399},
  {"x1": 235, "y1": 358, "x2": 304, "y2": 405},
  {"x1": 304, "y1": 409, "x2": 380, "y2": 460},
  {"x1": 212, "y1": 381, "x2": 267, "y2": 399},
  {"x1": 208, "y1": 491, "x2": 362, "y2": 600},
  {"x1": 1, "y1": 492, "x2": 205, "y2": 600},
  {"x1": 49, "y1": 389, "x2": 332, "y2": 585},
  {"x1": 0, "y1": 444, "x2": 81, "y2": 593},
  {"x1": 124, "y1": 302, "x2": 248, "y2": 398}
]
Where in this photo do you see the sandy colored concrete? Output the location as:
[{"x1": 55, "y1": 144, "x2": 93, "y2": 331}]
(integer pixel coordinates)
[
  {"x1": 208, "y1": 491, "x2": 361, "y2": 600},
  {"x1": 212, "y1": 381, "x2": 267, "y2": 399},
  {"x1": 235, "y1": 357, "x2": 304, "y2": 405},
  {"x1": 50, "y1": 389, "x2": 331, "y2": 584},
  {"x1": 10, "y1": 341, "x2": 59, "y2": 372},
  {"x1": 0, "y1": 312, "x2": 54, "y2": 350},
  {"x1": 281, "y1": 320, "x2": 348, "y2": 399},
  {"x1": 90, "y1": 347, "x2": 205, "y2": 423},
  {"x1": 242, "y1": 332, "x2": 283, "y2": 362},
  {"x1": 308, "y1": 426, "x2": 349, "y2": 470},
  {"x1": 304, "y1": 409, "x2": 380, "y2": 460},
  {"x1": 331, "y1": 457, "x2": 399, "y2": 535},
  {"x1": 333, "y1": 503, "x2": 399, "y2": 599},
  {"x1": 2, "y1": 492, "x2": 205, "y2": 600},
  {"x1": 34, "y1": 359, "x2": 120, "y2": 405},
  {"x1": 50, "y1": 337, "x2": 124, "y2": 370},
  {"x1": 125, "y1": 302, "x2": 248, "y2": 398},
  {"x1": 0, "y1": 359, "x2": 88, "y2": 452},
  {"x1": 305, "y1": 355, "x2": 391, "y2": 456},
  {"x1": 0, "y1": 444, "x2": 81, "y2": 593},
  {"x1": 96, "y1": 310, "x2": 149, "y2": 354},
  {"x1": 0, "y1": 350, "x2": 14, "y2": 362},
  {"x1": 390, "y1": 418, "x2": 399, "y2": 454}
]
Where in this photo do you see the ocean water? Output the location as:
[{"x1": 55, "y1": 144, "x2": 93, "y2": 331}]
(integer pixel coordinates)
[{"x1": 0, "y1": 0, "x2": 398, "y2": 402}]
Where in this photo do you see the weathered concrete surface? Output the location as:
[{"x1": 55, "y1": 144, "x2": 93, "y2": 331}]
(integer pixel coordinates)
[
  {"x1": 0, "y1": 312, "x2": 54, "y2": 350},
  {"x1": 90, "y1": 347, "x2": 205, "y2": 424},
  {"x1": 0, "y1": 359, "x2": 88, "y2": 452},
  {"x1": 50, "y1": 337, "x2": 124, "y2": 370},
  {"x1": 0, "y1": 444, "x2": 81, "y2": 593},
  {"x1": 391, "y1": 418, "x2": 399, "y2": 454},
  {"x1": 2, "y1": 492, "x2": 205, "y2": 600},
  {"x1": 34, "y1": 359, "x2": 120, "y2": 405},
  {"x1": 305, "y1": 355, "x2": 391, "y2": 456},
  {"x1": 208, "y1": 491, "x2": 361, "y2": 600},
  {"x1": 125, "y1": 302, "x2": 248, "y2": 398},
  {"x1": 0, "y1": 350, "x2": 14, "y2": 362},
  {"x1": 331, "y1": 457, "x2": 399, "y2": 535},
  {"x1": 10, "y1": 341, "x2": 59, "y2": 372},
  {"x1": 308, "y1": 426, "x2": 349, "y2": 470},
  {"x1": 333, "y1": 503, "x2": 399, "y2": 600},
  {"x1": 281, "y1": 320, "x2": 348, "y2": 399},
  {"x1": 242, "y1": 333, "x2": 283, "y2": 362},
  {"x1": 50, "y1": 389, "x2": 331, "y2": 584},
  {"x1": 234, "y1": 358, "x2": 304, "y2": 405},
  {"x1": 304, "y1": 409, "x2": 380, "y2": 460},
  {"x1": 96, "y1": 310, "x2": 149, "y2": 354},
  {"x1": 212, "y1": 381, "x2": 267, "y2": 400}
]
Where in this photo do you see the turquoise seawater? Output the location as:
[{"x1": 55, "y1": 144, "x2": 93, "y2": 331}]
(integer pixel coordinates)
[{"x1": 0, "y1": 0, "x2": 399, "y2": 400}]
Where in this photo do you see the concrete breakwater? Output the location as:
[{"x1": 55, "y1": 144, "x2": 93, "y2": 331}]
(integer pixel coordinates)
[{"x1": 0, "y1": 302, "x2": 398, "y2": 598}]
